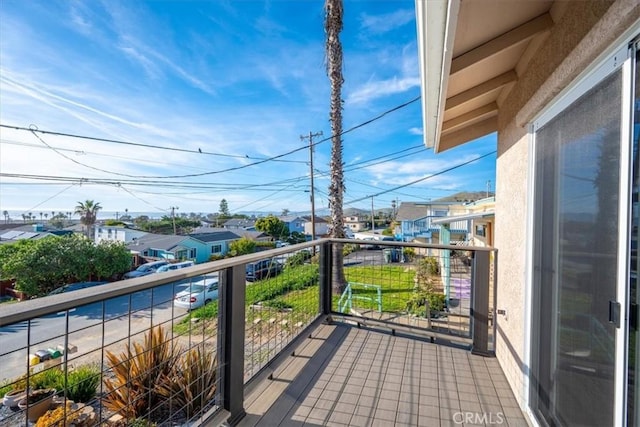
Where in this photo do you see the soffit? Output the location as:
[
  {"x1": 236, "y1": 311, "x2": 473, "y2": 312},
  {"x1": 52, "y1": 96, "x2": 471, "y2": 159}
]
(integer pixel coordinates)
[{"x1": 420, "y1": 0, "x2": 557, "y2": 152}]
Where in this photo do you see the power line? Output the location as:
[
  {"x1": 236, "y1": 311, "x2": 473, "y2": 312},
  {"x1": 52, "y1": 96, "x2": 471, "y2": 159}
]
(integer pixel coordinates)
[
  {"x1": 0, "y1": 138, "x2": 222, "y2": 172},
  {"x1": 0, "y1": 124, "x2": 306, "y2": 164},
  {"x1": 345, "y1": 151, "x2": 497, "y2": 205},
  {"x1": 18, "y1": 183, "x2": 79, "y2": 217},
  {"x1": 0, "y1": 94, "x2": 420, "y2": 179}
]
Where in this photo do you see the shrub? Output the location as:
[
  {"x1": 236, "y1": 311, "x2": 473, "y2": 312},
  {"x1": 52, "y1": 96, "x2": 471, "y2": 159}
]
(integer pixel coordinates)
[
  {"x1": 406, "y1": 290, "x2": 446, "y2": 317},
  {"x1": 103, "y1": 326, "x2": 177, "y2": 420},
  {"x1": 66, "y1": 365, "x2": 100, "y2": 403},
  {"x1": 285, "y1": 251, "x2": 311, "y2": 268},
  {"x1": 157, "y1": 345, "x2": 218, "y2": 419},
  {"x1": 343, "y1": 244, "x2": 357, "y2": 256},
  {"x1": 262, "y1": 299, "x2": 293, "y2": 310},
  {"x1": 402, "y1": 247, "x2": 416, "y2": 261},
  {"x1": 208, "y1": 254, "x2": 225, "y2": 262},
  {"x1": 415, "y1": 256, "x2": 441, "y2": 290}
]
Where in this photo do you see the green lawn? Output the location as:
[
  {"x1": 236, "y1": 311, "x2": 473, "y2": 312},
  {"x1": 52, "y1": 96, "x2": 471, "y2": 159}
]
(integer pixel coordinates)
[
  {"x1": 174, "y1": 263, "x2": 418, "y2": 335},
  {"x1": 342, "y1": 265, "x2": 416, "y2": 312}
]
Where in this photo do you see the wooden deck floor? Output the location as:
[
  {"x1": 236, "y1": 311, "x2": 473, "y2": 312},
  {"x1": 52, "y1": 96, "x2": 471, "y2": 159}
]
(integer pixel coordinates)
[{"x1": 237, "y1": 322, "x2": 528, "y2": 427}]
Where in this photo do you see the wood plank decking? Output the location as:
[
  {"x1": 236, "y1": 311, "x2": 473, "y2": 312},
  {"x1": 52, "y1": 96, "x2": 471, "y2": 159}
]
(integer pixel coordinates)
[{"x1": 237, "y1": 323, "x2": 527, "y2": 427}]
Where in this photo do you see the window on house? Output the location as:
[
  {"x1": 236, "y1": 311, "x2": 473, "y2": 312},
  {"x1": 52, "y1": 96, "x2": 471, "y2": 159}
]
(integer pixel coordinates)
[
  {"x1": 189, "y1": 248, "x2": 196, "y2": 259},
  {"x1": 211, "y1": 244, "x2": 222, "y2": 254}
]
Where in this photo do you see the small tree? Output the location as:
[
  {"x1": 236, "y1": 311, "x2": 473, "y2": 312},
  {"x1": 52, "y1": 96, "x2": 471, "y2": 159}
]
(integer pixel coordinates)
[
  {"x1": 219, "y1": 199, "x2": 230, "y2": 217},
  {"x1": 75, "y1": 200, "x2": 102, "y2": 238},
  {"x1": 255, "y1": 215, "x2": 289, "y2": 240},
  {"x1": 228, "y1": 237, "x2": 256, "y2": 256}
]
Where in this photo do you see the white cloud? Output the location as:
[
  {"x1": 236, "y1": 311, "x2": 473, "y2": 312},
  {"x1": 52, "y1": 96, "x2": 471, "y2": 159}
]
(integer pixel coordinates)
[
  {"x1": 346, "y1": 43, "x2": 420, "y2": 105},
  {"x1": 408, "y1": 127, "x2": 423, "y2": 135},
  {"x1": 359, "y1": 9, "x2": 415, "y2": 35},
  {"x1": 347, "y1": 75, "x2": 420, "y2": 105}
]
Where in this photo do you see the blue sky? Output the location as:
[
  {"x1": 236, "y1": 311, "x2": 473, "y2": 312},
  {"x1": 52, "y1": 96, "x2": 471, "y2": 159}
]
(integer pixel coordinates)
[{"x1": 0, "y1": 0, "x2": 496, "y2": 219}]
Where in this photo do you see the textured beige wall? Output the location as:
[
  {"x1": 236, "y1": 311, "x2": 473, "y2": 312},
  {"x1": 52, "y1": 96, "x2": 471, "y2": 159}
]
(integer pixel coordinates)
[
  {"x1": 493, "y1": 0, "x2": 640, "y2": 413},
  {"x1": 494, "y1": 121, "x2": 529, "y2": 408}
]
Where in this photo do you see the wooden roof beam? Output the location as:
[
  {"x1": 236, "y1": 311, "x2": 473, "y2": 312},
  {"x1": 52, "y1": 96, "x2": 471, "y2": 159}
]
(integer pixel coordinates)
[
  {"x1": 439, "y1": 116, "x2": 498, "y2": 152},
  {"x1": 445, "y1": 70, "x2": 517, "y2": 111},
  {"x1": 442, "y1": 103, "x2": 498, "y2": 134},
  {"x1": 450, "y1": 13, "x2": 554, "y2": 76}
]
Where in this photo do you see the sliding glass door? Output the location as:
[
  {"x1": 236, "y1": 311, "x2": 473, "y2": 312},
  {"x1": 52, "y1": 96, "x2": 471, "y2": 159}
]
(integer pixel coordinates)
[{"x1": 531, "y1": 56, "x2": 626, "y2": 426}]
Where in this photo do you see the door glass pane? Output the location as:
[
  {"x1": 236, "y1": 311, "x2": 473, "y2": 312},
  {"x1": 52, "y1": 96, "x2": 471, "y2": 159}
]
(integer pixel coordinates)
[
  {"x1": 629, "y1": 46, "x2": 640, "y2": 427},
  {"x1": 532, "y1": 69, "x2": 621, "y2": 426}
]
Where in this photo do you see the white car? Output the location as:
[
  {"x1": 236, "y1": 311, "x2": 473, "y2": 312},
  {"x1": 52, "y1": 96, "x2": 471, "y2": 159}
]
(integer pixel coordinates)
[{"x1": 174, "y1": 275, "x2": 219, "y2": 310}]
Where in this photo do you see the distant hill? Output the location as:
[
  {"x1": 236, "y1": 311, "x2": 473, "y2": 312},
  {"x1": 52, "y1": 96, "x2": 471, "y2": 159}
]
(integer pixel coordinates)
[
  {"x1": 434, "y1": 191, "x2": 494, "y2": 203},
  {"x1": 344, "y1": 207, "x2": 368, "y2": 216}
]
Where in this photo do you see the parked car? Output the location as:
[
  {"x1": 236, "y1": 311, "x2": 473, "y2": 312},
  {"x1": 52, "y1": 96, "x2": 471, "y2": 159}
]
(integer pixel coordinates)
[
  {"x1": 123, "y1": 260, "x2": 170, "y2": 279},
  {"x1": 173, "y1": 275, "x2": 219, "y2": 310},
  {"x1": 48, "y1": 281, "x2": 108, "y2": 295},
  {"x1": 155, "y1": 260, "x2": 195, "y2": 273},
  {"x1": 245, "y1": 259, "x2": 283, "y2": 282}
]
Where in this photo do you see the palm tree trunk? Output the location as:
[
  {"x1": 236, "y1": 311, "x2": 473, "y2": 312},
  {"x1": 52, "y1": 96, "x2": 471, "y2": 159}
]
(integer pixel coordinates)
[{"x1": 325, "y1": 0, "x2": 346, "y2": 294}]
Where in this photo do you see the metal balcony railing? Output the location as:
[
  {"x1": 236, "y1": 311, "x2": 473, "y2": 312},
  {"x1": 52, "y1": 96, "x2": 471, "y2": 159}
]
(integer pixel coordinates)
[{"x1": 0, "y1": 239, "x2": 495, "y2": 426}]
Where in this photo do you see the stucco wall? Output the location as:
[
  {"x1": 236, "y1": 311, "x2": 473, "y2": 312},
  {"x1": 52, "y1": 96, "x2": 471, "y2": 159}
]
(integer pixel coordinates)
[
  {"x1": 494, "y1": 0, "x2": 640, "y2": 413},
  {"x1": 494, "y1": 122, "x2": 529, "y2": 408}
]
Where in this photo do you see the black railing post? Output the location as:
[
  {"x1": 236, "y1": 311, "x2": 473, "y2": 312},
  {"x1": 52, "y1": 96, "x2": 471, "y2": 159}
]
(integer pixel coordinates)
[
  {"x1": 319, "y1": 241, "x2": 332, "y2": 316},
  {"x1": 471, "y1": 250, "x2": 491, "y2": 356},
  {"x1": 219, "y1": 265, "x2": 247, "y2": 425}
]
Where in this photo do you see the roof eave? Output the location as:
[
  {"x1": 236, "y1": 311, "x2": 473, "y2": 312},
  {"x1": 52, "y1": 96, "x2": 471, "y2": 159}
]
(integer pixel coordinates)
[{"x1": 416, "y1": 0, "x2": 460, "y2": 153}]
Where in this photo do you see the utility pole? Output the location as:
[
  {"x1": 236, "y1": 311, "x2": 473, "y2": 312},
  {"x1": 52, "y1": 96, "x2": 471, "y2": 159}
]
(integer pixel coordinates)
[
  {"x1": 301, "y1": 131, "x2": 323, "y2": 249},
  {"x1": 170, "y1": 206, "x2": 179, "y2": 234},
  {"x1": 371, "y1": 197, "x2": 375, "y2": 231},
  {"x1": 486, "y1": 180, "x2": 491, "y2": 198}
]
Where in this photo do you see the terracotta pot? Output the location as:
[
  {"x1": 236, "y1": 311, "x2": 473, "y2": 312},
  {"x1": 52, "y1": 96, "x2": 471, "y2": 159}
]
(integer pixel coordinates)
[
  {"x1": 2, "y1": 388, "x2": 28, "y2": 407},
  {"x1": 18, "y1": 388, "x2": 56, "y2": 422}
]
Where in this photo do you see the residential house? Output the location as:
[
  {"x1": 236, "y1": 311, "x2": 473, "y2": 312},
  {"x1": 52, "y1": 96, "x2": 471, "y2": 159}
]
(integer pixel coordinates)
[
  {"x1": 278, "y1": 215, "x2": 305, "y2": 234},
  {"x1": 222, "y1": 218, "x2": 256, "y2": 230},
  {"x1": 431, "y1": 197, "x2": 495, "y2": 248},
  {"x1": 417, "y1": 1, "x2": 639, "y2": 424},
  {"x1": 95, "y1": 225, "x2": 147, "y2": 244},
  {"x1": 302, "y1": 216, "x2": 329, "y2": 238},
  {"x1": 395, "y1": 201, "x2": 469, "y2": 244},
  {"x1": 126, "y1": 233, "x2": 208, "y2": 264},
  {"x1": 344, "y1": 215, "x2": 367, "y2": 232},
  {"x1": 188, "y1": 229, "x2": 243, "y2": 259}
]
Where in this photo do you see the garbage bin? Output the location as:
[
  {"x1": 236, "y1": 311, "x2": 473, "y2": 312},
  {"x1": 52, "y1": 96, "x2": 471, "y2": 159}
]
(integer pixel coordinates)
[
  {"x1": 390, "y1": 248, "x2": 399, "y2": 262},
  {"x1": 383, "y1": 248, "x2": 392, "y2": 263}
]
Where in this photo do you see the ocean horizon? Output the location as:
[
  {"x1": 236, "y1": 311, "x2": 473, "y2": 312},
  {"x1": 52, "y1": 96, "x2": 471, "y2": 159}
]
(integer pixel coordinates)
[{"x1": 1, "y1": 209, "x2": 320, "y2": 222}]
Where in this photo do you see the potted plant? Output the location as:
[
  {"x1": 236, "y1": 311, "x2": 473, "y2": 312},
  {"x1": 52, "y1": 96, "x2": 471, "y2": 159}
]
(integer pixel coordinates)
[
  {"x1": 18, "y1": 388, "x2": 56, "y2": 422},
  {"x1": 2, "y1": 388, "x2": 28, "y2": 407}
]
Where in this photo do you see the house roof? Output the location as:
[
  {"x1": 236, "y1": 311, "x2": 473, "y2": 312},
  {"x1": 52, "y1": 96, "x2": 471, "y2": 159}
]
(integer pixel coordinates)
[
  {"x1": 278, "y1": 215, "x2": 304, "y2": 223},
  {"x1": 189, "y1": 230, "x2": 241, "y2": 243},
  {"x1": 223, "y1": 218, "x2": 256, "y2": 228},
  {"x1": 417, "y1": 0, "x2": 557, "y2": 152},
  {"x1": 395, "y1": 201, "x2": 463, "y2": 221},
  {"x1": 126, "y1": 233, "x2": 192, "y2": 252},
  {"x1": 234, "y1": 230, "x2": 269, "y2": 240},
  {"x1": 302, "y1": 216, "x2": 327, "y2": 223},
  {"x1": 396, "y1": 203, "x2": 431, "y2": 221}
]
